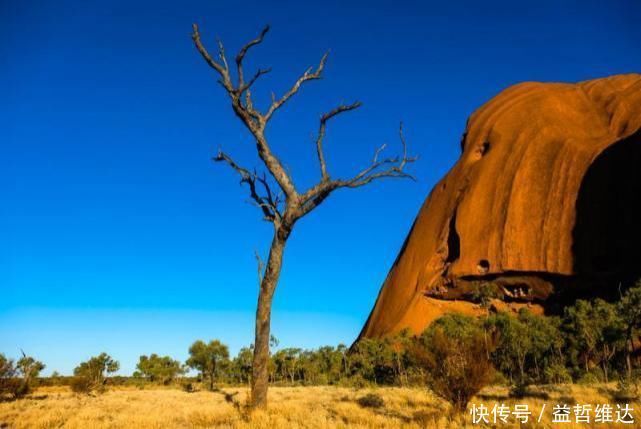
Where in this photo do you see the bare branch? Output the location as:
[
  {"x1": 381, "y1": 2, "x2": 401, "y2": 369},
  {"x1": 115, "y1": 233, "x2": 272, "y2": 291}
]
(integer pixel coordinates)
[
  {"x1": 343, "y1": 122, "x2": 418, "y2": 188},
  {"x1": 265, "y1": 52, "x2": 329, "y2": 122},
  {"x1": 372, "y1": 143, "x2": 387, "y2": 164},
  {"x1": 256, "y1": 171, "x2": 281, "y2": 218},
  {"x1": 316, "y1": 101, "x2": 362, "y2": 180},
  {"x1": 193, "y1": 25, "x2": 299, "y2": 199},
  {"x1": 298, "y1": 122, "x2": 417, "y2": 217},
  {"x1": 213, "y1": 150, "x2": 281, "y2": 222},
  {"x1": 239, "y1": 67, "x2": 272, "y2": 95},
  {"x1": 216, "y1": 38, "x2": 230, "y2": 73},
  {"x1": 195, "y1": 25, "x2": 416, "y2": 229},
  {"x1": 236, "y1": 25, "x2": 270, "y2": 88},
  {"x1": 192, "y1": 24, "x2": 232, "y2": 90}
]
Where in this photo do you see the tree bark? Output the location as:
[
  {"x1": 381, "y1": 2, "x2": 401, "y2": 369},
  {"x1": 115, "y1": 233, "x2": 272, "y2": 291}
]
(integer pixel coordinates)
[{"x1": 250, "y1": 232, "x2": 287, "y2": 408}]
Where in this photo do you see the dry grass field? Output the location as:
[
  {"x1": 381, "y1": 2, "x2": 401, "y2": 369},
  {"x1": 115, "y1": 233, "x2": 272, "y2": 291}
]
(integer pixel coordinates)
[{"x1": 1, "y1": 384, "x2": 641, "y2": 428}]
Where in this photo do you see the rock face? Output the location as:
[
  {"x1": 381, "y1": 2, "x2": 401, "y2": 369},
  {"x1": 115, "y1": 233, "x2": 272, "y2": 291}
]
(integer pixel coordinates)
[{"x1": 360, "y1": 74, "x2": 641, "y2": 339}]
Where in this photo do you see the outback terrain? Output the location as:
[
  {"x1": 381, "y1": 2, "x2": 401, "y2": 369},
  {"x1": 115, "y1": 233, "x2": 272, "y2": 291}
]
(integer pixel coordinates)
[{"x1": 2, "y1": 384, "x2": 639, "y2": 428}]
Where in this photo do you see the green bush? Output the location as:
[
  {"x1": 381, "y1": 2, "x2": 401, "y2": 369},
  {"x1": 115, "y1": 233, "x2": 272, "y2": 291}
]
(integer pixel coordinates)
[
  {"x1": 69, "y1": 376, "x2": 93, "y2": 394},
  {"x1": 411, "y1": 314, "x2": 496, "y2": 412},
  {"x1": 544, "y1": 364, "x2": 573, "y2": 384},
  {"x1": 73, "y1": 353, "x2": 119, "y2": 394},
  {"x1": 577, "y1": 371, "x2": 602, "y2": 385},
  {"x1": 470, "y1": 282, "x2": 502, "y2": 308}
]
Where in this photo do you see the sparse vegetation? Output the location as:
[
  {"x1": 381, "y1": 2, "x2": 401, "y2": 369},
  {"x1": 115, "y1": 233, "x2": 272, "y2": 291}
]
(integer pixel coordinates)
[
  {"x1": 0, "y1": 352, "x2": 44, "y2": 399},
  {"x1": 470, "y1": 281, "x2": 502, "y2": 308},
  {"x1": 73, "y1": 353, "x2": 119, "y2": 394},
  {"x1": 1, "y1": 384, "x2": 638, "y2": 428},
  {"x1": 186, "y1": 340, "x2": 230, "y2": 391},
  {"x1": 6, "y1": 282, "x2": 641, "y2": 424},
  {"x1": 0, "y1": 354, "x2": 18, "y2": 399},
  {"x1": 485, "y1": 308, "x2": 564, "y2": 395},
  {"x1": 134, "y1": 354, "x2": 185, "y2": 385},
  {"x1": 410, "y1": 314, "x2": 495, "y2": 412}
]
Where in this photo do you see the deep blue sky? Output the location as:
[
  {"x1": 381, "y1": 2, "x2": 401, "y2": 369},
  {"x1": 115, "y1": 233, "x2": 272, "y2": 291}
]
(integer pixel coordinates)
[{"x1": 2, "y1": 0, "x2": 640, "y2": 374}]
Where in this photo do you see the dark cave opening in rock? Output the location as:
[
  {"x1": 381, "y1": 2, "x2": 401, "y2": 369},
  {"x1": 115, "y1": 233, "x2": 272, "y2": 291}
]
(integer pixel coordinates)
[
  {"x1": 572, "y1": 130, "x2": 641, "y2": 297},
  {"x1": 445, "y1": 211, "x2": 460, "y2": 264}
]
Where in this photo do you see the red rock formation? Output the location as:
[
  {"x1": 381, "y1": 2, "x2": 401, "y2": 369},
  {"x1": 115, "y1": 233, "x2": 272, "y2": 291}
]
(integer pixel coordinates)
[{"x1": 360, "y1": 74, "x2": 641, "y2": 339}]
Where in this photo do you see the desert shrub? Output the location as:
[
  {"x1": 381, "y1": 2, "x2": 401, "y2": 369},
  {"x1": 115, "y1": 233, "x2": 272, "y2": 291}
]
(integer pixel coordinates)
[
  {"x1": 69, "y1": 376, "x2": 93, "y2": 394},
  {"x1": 229, "y1": 346, "x2": 254, "y2": 384},
  {"x1": 181, "y1": 381, "x2": 196, "y2": 393},
  {"x1": 562, "y1": 299, "x2": 625, "y2": 383},
  {"x1": 0, "y1": 354, "x2": 17, "y2": 398},
  {"x1": 618, "y1": 281, "x2": 641, "y2": 380},
  {"x1": 411, "y1": 314, "x2": 495, "y2": 412},
  {"x1": 577, "y1": 371, "x2": 602, "y2": 385},
  {"x1": 348, "y1": 337, "x2": 399, "y2": 385},
  {"x1": 339, "y1": 373, "x2": 369, "y2": 388},
  {"x1": 0, "y1": 353, "x2": 45, "y2": 399},
  {"x1": 73, "y1": 353, "x2": 119, "y2": 394},
  {"x1": 544, "y1": 363, "x2": 573, "y2": 384},
  {"x1": 485, "y1": 309, "x2": 563, "y2": 392},
  {"x1": 613, "y1": 377, "x2": 640, "y2": 402},
  {"x1": 356, "y1": 392, "x2": 385, "y2": 408},
  {"x1": 470, "y1": 282, "x2": 502, "y2": 308},
  {"x1": 14, "y1": 354, "x2": 45, "y2": 397},
  {"x1": 135, "y1": 354, "x2": 184, "y2": 385},
  {"x1": 404, "y1": 366, "x2": 428, "y2": 386}
]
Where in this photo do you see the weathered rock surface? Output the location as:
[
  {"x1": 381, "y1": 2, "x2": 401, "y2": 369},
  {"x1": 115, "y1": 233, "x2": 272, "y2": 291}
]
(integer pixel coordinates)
[{"x1": 360, "y1": 74, "x2": 641, "y2": 339}]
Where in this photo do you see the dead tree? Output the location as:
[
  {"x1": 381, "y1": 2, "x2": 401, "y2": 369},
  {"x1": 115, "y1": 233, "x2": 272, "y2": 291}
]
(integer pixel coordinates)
[{"x1": 191, "y1": 24, "x2": 417, "y2": 409}]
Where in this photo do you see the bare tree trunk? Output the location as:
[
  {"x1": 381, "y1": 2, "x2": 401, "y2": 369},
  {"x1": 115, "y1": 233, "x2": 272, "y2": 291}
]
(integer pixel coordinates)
[{"x1": 251, "y1": 232, "x2": 287, "y2": 408}]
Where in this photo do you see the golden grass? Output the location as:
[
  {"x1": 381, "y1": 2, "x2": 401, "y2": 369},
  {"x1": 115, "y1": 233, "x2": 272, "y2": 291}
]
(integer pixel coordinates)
[{"x1": 1, "y1": 384, "x2": 640, "y2": 428}]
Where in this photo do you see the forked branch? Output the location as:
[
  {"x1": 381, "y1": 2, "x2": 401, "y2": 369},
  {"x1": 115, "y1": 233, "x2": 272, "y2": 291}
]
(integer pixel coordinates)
[
  {"x1": 193, "y1": 24, "x2": 417, "y2": 227},
  {"x1": 192, "y1": 24, "x2": 232, "y2": 91},
  {"x1": 316, "y1": 102, "x2": 362, "y2": 180},
  {"x1": 298, "y1": 122, "x2": 417, "y2": 216},
  {"x1": 345, "y1": 122, "x2": 417, "y2": 188},
  {"x1": 236, "y1": 25, "x2": 270, "y2": 89},
  {"x1": 214, "y1": 150, "x2": 282, "y2": 222},
  {"x1": 264, "y1": 52, "x2": 329, "y2": 122}
]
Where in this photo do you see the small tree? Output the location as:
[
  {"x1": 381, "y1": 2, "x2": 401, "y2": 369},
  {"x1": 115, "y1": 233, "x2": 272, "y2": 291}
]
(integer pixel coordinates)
[
  {"x1": 186, "y1": 340, "x2": 230, "y2": 390},
  {"x1": 15, "y1": 352, "x2": 45, "y2": 396},
  {"x1": 470, "y1": 282, "x2": 502, "y2": 308},
  {"x1": 485, "y1": 310, "x2": 563, "y2": 394},
  {"x1": 231, "y1": 346, "x2": 254, "y2": 385},
  {"x1": 73, "y1": 352, "x2": 119, "y2": 393},
  {"x1": 135, "y1": 354, "x2": 184, "y2": 384},
  {"x1": 50, "y1": 371, "x2": 62, "y2": 386},
  {"x1": 618, "y1": 281, "x2": 641, "y2": 379},
  {"x1": 563, "y1": 299, "x2": 625, "y2": 382},
  {"x1": 191, "y1": 24, "x2": 417, "y2": 408},
  {"x1": 348, "y1": 337, "x2": 397, "y2": 385},
  {"x1": 410, "y1": 314, "x2": 495, "y2": 413},
  {"x1": 0, "y1": 354, "x2": 17, "y2": 398},
  {"x1": 272, "y1": 348, "x2": 302, "y2": 384},
  {"x1": 299, "y1": 345, "x2": 347, "y2": 385}
]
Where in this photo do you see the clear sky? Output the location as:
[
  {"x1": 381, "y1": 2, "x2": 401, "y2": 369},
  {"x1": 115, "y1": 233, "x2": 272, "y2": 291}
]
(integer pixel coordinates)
[{"x1": 2, "y1": 0, "x2": 640, "y2": 375}]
